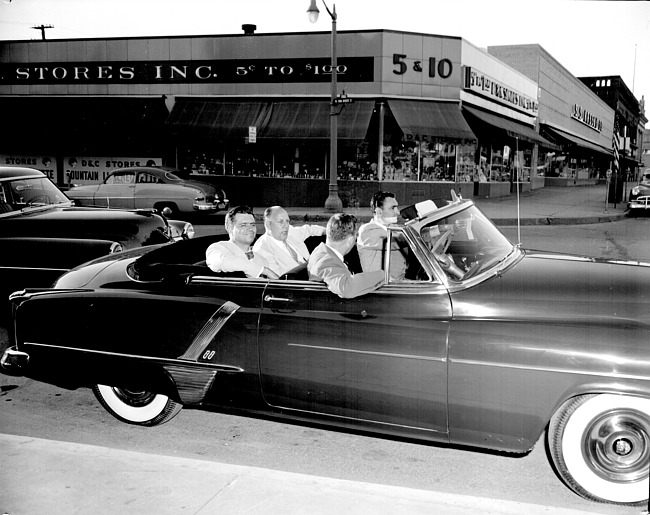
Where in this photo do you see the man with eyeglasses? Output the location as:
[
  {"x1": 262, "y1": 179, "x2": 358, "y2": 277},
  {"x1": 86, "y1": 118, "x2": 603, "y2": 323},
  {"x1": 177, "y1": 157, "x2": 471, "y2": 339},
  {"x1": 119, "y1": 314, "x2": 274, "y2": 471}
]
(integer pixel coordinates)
[
  {"x1": 206, "y1": 205, "x2": 279, "y2": 279},
  {"x1": 252, "y1": 205, "x2": 326, "y2": 277}
]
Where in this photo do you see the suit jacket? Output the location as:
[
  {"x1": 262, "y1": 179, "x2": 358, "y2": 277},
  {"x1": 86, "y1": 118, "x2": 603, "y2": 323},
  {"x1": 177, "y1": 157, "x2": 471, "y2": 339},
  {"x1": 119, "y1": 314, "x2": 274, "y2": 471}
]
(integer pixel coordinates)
[
  {"x1": 253, "y1": 224, "x2": 326, "y2": 276},
  {"x1": 307, "y1": 243, "x2": 384, "y2": 299}
]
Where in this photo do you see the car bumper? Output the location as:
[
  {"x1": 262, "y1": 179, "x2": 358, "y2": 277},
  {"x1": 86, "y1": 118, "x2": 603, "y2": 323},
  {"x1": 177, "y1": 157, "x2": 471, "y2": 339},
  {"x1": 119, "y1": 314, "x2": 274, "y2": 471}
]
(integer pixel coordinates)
[
  {"x1": 628, "y1": 197, "x2": 650, "y2": 210},
  {"x1": 193, "y1": 201, "x2": 230, "y2": 212},
  {"x1": 0, "y1": 346, "x2": 29, "y2": 375}
]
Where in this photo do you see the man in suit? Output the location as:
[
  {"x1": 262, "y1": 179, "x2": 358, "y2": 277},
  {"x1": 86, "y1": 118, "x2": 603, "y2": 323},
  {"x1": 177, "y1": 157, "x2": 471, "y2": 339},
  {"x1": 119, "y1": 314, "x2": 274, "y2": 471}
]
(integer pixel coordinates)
[
  {"x1": 206, "y1": 205, "x2": 279, "y2": 279},
  {"x1": 356, "y1": 191, "x2": 408, "y2": 281},
  {"x1": 253, "y1": 206, "x2": 326, "y2": 276},
  {"x1": 308, "y1": 213, "x2": 385, "y2": 299}
]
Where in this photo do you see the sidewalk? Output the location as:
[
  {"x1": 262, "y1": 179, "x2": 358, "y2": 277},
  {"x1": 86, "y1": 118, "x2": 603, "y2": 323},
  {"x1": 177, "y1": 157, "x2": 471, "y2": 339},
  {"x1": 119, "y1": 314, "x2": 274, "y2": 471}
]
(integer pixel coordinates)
[
  {"x1": 0, "y1": 433, "x2": 600, "y2": 515},
  {"x1": 275, "y1": 184, "x2": 629, "y2": 226}
]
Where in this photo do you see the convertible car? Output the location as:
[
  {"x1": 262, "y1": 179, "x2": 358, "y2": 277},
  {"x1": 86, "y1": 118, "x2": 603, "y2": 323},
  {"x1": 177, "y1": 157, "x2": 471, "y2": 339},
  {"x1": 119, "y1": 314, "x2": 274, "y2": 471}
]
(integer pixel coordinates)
[{"x1": 2, "y1": 193, "x2": 649, "y2": 506}]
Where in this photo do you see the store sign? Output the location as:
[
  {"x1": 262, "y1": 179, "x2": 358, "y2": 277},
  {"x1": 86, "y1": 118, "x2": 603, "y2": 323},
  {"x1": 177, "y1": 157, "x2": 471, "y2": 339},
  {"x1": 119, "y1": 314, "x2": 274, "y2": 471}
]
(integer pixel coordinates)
[
  {"x1": 1, "y1": 154, "x2": 55, "y2": 180},
  {"x1": 463, "y1": 67, "x2": 538, "y2": 116},
  {"x1": 64, "y1": 157, "x2": 162, "y2": 185},
  {"x1": 0, "y1": 57, "x2": 374, "y2": 85},
  {"x1": 570, "y1": 104, "x2": 602, "y2": 132}
]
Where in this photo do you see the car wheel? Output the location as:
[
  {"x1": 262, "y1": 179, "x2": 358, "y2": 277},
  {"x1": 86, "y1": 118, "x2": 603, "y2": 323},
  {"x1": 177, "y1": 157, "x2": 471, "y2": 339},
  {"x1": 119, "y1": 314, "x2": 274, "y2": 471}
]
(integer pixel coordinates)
[
  {"x1": 92, "y1": 384, "x2": 182, "y2": 426},
  {"x1": 548, "y1": 394, "x2": 650, "y2": 505}
]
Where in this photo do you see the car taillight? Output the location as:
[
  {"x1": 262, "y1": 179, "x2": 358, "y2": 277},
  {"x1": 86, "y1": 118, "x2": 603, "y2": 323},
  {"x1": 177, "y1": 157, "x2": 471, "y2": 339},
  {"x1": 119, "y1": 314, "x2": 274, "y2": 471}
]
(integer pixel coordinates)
[{"x1": 183, "y1": 222, "x2": 195, "y2": 239}]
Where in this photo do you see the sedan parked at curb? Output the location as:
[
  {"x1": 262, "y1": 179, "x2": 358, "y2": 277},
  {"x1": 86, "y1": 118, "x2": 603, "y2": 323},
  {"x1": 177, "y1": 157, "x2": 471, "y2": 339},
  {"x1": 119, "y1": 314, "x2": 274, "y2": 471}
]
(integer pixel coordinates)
[
  {"x1": 0, "y1": 166, "x2": 193, "y2": 311},
  {"x1": 628, "y1": 171, "x2": 650, "y2": 214},
  {"x1": 2, "y1": 192, "x2": 649, "y2": 507},
  {"x1": 66, "y1": 166, "x2": 229, "y2": 217}
]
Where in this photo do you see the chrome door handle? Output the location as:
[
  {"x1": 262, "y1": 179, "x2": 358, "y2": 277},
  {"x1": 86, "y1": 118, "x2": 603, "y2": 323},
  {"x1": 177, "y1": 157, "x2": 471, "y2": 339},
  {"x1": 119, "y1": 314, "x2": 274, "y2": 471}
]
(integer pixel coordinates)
[{"x1": 264, "y1": 295, "x2": 292, "y2": 303}]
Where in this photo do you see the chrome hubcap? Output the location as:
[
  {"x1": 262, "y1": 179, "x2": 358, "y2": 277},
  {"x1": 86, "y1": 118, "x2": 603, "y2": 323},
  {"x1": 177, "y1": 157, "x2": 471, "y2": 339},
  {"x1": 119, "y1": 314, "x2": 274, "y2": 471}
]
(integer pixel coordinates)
[
  {"x1": 583, "y1": 408, "x2": 650, "y2": 483},
  {"x1": 112, "y1": 387, "x2": 157, "y2": 408}
]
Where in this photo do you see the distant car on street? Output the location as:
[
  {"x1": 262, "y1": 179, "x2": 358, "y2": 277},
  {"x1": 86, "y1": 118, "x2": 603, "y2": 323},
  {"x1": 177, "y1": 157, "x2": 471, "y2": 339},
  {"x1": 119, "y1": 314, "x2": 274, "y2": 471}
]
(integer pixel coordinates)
[
  {"x1": 66, "y1": 166, "x2": 229, "y2": 218},
  {"x1": 628, "y1": 170, "x2": 650, "y2": 214},
  {"x1": 0, "y1": 166, "x2": 193, "y2": 312}
]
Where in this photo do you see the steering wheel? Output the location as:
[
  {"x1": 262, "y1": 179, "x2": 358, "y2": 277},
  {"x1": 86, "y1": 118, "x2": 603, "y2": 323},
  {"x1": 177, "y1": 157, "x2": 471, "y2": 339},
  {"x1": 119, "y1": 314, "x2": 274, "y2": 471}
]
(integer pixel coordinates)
[
  {"x1": 429, "y1": 229, "x2": 464, "y2": 280},
  {"x1": 430, "y1": 229, "x2": 452, "y2": 255}
]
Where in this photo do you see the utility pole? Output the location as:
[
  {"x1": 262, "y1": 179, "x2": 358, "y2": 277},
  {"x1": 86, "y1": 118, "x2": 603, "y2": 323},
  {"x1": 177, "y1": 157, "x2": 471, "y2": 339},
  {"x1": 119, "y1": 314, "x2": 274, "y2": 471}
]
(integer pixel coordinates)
[{"x1": 31, "y1": 24, "x2": 54, "y2": 40}]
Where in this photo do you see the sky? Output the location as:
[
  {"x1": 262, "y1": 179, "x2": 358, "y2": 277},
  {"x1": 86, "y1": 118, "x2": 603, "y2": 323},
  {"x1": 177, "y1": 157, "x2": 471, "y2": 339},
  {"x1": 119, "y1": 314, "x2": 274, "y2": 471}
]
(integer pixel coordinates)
[{"x1": 1, "y1": 0, "x2": 649, "y2": 125}]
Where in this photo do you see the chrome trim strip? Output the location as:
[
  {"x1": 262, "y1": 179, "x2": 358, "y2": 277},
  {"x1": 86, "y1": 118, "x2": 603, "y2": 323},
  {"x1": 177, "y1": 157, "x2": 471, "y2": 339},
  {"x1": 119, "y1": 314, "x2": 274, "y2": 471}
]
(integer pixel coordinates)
[
  {"x1": 22, "y1": 342, "x2": 244, "y2": 373},
  {"x1": 180, "y1": 301, "x2": 240, "y2": 361},
  {"x1": 451, "y1": 358, "x2": 650, "y2": 382},
  {"x1": 287, "y1": 343, "x2": 446, "y2": 362},
  {"x1": 265, "y1": 403, "x2": 443, "y2": 433},
  {"x1": 0, "y1": 266, "x2": 67, "y2": 272}
]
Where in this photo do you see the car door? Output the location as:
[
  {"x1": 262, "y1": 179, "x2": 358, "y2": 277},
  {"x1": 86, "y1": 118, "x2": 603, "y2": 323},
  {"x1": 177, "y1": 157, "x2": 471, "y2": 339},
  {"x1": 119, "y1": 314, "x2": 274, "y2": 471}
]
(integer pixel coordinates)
[
  {"x1": 94, "y1": 171, "x2": 136, "y2": 209},
  {"x1": 258, "y1": 277, "x2": 451, "y2": 436},
  {"x1": 133, "y1": 171, "x2": 163, "y2": 210}
]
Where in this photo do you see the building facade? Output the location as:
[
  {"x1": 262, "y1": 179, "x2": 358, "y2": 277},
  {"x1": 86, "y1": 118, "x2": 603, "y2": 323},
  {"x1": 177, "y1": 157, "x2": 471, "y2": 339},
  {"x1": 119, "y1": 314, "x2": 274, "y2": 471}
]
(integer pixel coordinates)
[
  {"x1": 488, "y1": 44, "x2": 615, "y2": 187},
  {"x1": 0, "y1": 30, "x2": 615, "y2": 207}
]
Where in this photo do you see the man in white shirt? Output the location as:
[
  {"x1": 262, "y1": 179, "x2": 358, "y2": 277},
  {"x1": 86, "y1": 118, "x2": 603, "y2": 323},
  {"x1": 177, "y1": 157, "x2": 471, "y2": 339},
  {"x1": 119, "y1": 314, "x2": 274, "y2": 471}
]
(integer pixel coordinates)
[
  {"x1": 206, "y1": 205, "x2": 279, "y2": 279},
  {"x1": 356, "y1": 191, "x2": 408, "y2": 280},
  {"x1": 253, "y1": 206, "x2": 326, "y2": 276}
]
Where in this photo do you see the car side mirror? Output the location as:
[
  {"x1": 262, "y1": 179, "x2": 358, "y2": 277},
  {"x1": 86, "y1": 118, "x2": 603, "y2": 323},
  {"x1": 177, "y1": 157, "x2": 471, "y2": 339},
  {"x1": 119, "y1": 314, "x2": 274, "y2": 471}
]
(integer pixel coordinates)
[{"x1": 160, "y1": 207, "x2": 173, "y2": 218}]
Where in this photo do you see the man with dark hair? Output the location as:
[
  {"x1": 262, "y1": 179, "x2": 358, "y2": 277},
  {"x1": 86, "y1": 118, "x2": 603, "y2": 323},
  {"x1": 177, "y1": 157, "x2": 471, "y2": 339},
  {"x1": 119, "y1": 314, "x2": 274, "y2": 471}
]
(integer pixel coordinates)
[
  {"x1": 308, "y1": 213, "x2": 384, "y2": 298},
  {"x1": 252, "y1": 205, "x2": 325, "y2": 276},
  {"x1": 356, "y1": 191, "x2": 407, "y2": 280},
  {"x1": 206, "y1": 205, "x2": 278, "y2": 279}
]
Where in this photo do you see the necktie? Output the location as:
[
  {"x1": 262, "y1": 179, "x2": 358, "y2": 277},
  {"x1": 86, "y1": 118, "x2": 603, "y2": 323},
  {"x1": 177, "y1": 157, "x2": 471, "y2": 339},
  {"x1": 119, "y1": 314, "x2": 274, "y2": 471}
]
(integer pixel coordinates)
[
  {"x1": 245, "y1": 250, "x2": 254, "y2": 260},
  {"x1": 284, "y1": 242, "x2": 300, "y2": 263}
]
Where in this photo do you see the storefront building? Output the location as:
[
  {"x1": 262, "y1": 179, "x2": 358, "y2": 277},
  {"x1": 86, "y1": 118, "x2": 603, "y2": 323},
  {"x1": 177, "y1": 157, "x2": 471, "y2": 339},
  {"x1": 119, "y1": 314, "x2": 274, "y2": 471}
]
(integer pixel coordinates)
[
  {"x1": 578, "y1": 76, "x2": 645, "y2": 181},
  {"x1": 0, "y1": 30, "x2": 610, "y2": 206},
  {"x1": 488, "y1": 44, "x2": 615, "y2": 187}
]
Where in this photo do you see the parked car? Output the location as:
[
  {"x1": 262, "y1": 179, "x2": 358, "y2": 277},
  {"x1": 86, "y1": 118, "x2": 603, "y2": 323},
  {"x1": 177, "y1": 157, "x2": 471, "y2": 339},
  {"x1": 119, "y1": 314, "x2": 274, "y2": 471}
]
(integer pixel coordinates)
[
  {"x1": 66, "y1": 166, "x2": 229, "y2": 217},
  {"x1": 628, "y1": 170, "x2": 650, "y2": 214},
  {"x1": 2, "y1": 192, "x2": 649, "y2": 506},
  {"x1": 0, "y1": 166, "x2": 193, "y2": 310}
]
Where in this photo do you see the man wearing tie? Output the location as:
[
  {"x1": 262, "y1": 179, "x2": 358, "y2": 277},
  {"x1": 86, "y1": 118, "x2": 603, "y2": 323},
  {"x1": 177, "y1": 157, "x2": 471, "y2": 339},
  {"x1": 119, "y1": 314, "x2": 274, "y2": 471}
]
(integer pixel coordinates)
[
  {"x1": 206, "y1": 205, "x2": 278, "y2": 279},
  {"x1": 308, "y1": 213, "x2": 385, "y2": 299},
  {"x1": 253, "y1": 206, "x2": 326, "y2": 277}
]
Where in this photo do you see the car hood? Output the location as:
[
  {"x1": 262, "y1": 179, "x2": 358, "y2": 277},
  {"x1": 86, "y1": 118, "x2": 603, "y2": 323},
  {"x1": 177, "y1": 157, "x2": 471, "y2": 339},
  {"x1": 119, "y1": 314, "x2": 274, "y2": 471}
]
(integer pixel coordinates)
[
  {"x1": 3, "y1": 206, "x2": 172, "y2": 247},
  {"x1": 453, "y1": 249, "x2": 650, "y2": 323}
]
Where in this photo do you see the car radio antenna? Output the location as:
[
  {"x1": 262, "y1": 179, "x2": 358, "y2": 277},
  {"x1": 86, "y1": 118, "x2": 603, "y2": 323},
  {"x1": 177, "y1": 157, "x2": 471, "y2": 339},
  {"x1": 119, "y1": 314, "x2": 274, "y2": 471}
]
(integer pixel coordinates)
[{"x1": 515, "y1": 137, "x2": 521, "y2": 245}]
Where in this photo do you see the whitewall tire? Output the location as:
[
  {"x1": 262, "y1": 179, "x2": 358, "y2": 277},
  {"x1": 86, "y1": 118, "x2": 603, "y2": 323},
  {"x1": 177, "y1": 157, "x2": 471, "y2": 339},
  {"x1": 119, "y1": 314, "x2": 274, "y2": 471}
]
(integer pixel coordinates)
[
  {"x1": 548, "y1": 394, "x2": 650, "y2": 505},
  {"x1": 93, "y1": 384, "x2": 182, "y2": 426}
]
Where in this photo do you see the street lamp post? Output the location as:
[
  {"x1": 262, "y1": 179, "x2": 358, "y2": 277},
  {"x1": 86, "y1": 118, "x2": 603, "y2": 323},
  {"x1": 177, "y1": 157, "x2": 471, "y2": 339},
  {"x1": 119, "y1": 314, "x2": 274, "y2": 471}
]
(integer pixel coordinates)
[{"x1": 308, "y1": 0, "x2": 343, "y2": 212}]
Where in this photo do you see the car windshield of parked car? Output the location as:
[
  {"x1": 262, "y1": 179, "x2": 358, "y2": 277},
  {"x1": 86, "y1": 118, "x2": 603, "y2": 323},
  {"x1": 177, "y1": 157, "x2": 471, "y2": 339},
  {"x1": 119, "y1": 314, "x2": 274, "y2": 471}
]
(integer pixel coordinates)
[
  {"x1": 417, "y1": 205, "x2": 514, "y2": 281},
  {"x1": 3, "y1": 177, "x2": 73, "y2": 210}
]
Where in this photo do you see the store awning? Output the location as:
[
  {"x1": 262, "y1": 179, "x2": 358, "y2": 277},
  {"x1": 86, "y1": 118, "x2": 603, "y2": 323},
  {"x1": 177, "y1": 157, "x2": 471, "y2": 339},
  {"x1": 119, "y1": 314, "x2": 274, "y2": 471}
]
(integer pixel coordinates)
[
  {"x1": 541, "y1": 125, "x2": 613, "y2": 157},
  {"x1": 260, "y1": 100, "x2": 375, "y2": 139},
  {"x1": 0, "y1": 96, "x2": 169, "y2": 152},
  {"x1": 462, "y1": 105, "x2": 556, "y2": 148},
  {"x1": 166, "y1": 100, "x2": 272, "y2": 138},
  {"x1": 388, "y1": 100, "x2": 476, "y2": 141}
]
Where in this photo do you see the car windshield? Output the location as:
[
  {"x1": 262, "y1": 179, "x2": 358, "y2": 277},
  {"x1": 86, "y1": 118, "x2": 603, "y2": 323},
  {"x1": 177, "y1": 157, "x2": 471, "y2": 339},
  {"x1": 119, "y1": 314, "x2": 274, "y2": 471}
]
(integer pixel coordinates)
[
  {"x1": 2, "y1": 177, "x2": 73, "y2": 210},
  {"x1": 414, "y1": 204, "x2": 515, "y2": 281}
]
